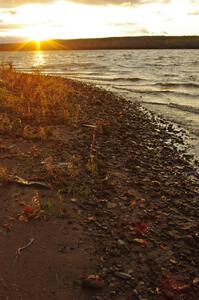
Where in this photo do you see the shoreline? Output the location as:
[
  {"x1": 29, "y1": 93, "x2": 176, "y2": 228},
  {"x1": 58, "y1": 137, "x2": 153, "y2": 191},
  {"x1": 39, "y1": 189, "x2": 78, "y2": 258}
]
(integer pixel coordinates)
[
  {"x1": 0, "y1": 36, "x2": 199, "y2": 51},
  {"x1": 142, "y1": 102, "x2": 199, "y2": 164},
  {"x1": 0, "y1": 71, "x2": 199, "y2": 299}
]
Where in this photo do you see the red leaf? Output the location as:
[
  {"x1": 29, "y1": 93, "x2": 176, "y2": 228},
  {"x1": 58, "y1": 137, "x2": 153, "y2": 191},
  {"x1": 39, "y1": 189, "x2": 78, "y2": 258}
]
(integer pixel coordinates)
[
  {"x1": 161, "y1": 274, "x2": 189, "y2": 298},
  {"x1": 24, "y1": 206, "x2": 34, "y2": 215},
  {"x1": 132, "y1": 222, "x2": 149, "y2": 236}
]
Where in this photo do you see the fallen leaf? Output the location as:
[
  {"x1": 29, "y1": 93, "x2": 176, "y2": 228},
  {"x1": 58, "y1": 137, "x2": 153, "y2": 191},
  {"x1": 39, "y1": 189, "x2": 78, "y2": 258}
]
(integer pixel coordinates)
[
  {"x1": 161, "y1": 274, "x2": 189, "y2": 297},
  {"x1": 24, "y1": 206, "x2": 34, "y2": 215},
  {"x1": 130, "y1": 200, "x2": 137, "y2": 210},
  {"x1": 132, "y1": 222, "x2": 149, "y2": 236},
  {"x1": 160, "y1": 243, "x2": 168, "y2": 250},
  {"x1": 140, "y1": 198, "x2": 145, "y2": 208},
  {"x1": 87, "y1": 215, "x2": 96, "y2": 222},
  {"x1": 18, "y1": 215, "x2": 28, "y2": 222},
  {"x1": 81, "y1": 275, "x2": 104, "y2": 290}
]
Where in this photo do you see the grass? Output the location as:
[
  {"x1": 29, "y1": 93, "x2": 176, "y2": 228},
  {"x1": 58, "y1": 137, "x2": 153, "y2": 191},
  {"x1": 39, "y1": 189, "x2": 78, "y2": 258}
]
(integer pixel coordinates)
[
  {"x1": 0, "y1": 63, "x2": 78, "y2": 126},
  {"x1": 0, "y1": 166, "x2": 10, "y2": 184},
  {"x1": 0, "y1": 65, "x2": 107, "y2": 197}
]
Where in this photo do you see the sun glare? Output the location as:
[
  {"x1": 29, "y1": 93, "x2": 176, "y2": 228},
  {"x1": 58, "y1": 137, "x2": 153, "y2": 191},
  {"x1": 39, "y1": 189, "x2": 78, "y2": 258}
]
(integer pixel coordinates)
[{"x1": 26, "y1": 26, "x2": 51, "y2": 42}]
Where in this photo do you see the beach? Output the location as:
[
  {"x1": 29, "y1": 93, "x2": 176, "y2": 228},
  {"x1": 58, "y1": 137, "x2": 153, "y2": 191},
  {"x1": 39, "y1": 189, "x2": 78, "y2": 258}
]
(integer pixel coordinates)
[
  {"x1": 0, "y1": 69, "x2": 199, "y2": 300},
  {"x1": 1, "y1": 49, "x2": 198, "y2": 161}
]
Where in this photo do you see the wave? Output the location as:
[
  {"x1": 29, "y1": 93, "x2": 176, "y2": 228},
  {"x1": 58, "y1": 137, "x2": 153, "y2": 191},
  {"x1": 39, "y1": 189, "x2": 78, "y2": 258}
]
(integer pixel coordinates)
[
  {"x1": 52, "y1": 74, "x2": 146, "y2": 83},
  {"x1": 111, "y1": 77, "x2": 146, "y2": 82},
  {"x1": 154, "y1": 82, "x2": 199, "y2": 89},
  {"x1": 113, "y1": 86, "x2": 199, "y2": 98},
  {"x1": 145, "y1": 63, "x2": 179, "y2": 67},
  {"x1": 141, "y1": 101, "x2": 199, "y2": 115},
  {"x1": 74, "y1": 75, "x2": 145, "y2": 82}
]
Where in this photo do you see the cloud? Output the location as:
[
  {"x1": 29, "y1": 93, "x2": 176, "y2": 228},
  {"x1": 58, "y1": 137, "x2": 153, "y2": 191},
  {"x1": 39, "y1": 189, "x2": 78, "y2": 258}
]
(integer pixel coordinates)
[
  {"x1": 68, "y1": 0, "x2": 170, "y2": 6},
  {"x1": 0, "y1": 23, "x2": 24, "y2": 31},
  {"x1": 112, "y1": 22, "x2": 138, "y2": 27},
  {"x1": 0, "y1": 35, "x2": 26, "y2": 43},
  {"x1": 0, "y1": 1, "x2": 54, "y2": 8},
  {"x1": 3, "y1": 10, "x2": 17, "y2": 14},
  {"x1": 188, "y1": 10, "x2": 199, "y2": 15},
  {"x1": 109, "y1": 20, "x2": 151, "y2": 36},
  {"x1": 0, "y1": 0, "x2": 171, "y2": 8}
]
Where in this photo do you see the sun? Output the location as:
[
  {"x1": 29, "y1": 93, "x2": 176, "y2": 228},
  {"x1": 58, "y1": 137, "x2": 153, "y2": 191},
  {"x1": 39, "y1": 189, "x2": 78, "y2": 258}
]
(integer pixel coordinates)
[
  {"x1": 32, "y1": 35, "x2": 46, "y2": 42},
  {"x1": 29, "y1": 31, "x2": 50, "y2": 42},
  {"x1": 25, "y1": 25, "x2": 51, "y2": 43}
]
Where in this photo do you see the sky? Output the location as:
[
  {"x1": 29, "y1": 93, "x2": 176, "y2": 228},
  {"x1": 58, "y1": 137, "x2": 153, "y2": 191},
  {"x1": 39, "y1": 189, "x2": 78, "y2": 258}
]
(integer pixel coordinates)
[{"x1": 0, "y1": 0, "x2": 198, "y2": 43}]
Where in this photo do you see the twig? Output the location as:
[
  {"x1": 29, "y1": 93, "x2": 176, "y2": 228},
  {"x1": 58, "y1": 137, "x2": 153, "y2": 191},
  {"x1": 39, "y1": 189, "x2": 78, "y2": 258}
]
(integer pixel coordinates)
[
  {"x1": 11, "y1": 176, "x2": 50, "y2": 189},
  {"x1": 83, "y1": 124, "x2": 97, "y2": 128},
  {"x1": 16, "y1": 238, "x2": 35, "y2": 256},
  {"x1": 94, "y1": 221, "x2": 108, "y2": 231}
]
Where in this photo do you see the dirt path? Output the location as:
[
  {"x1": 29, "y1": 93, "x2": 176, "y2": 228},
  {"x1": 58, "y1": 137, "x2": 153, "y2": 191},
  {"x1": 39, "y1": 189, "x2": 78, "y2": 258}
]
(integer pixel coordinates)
[{"x1": 0, "y1": 184, "x2": 100, "y2": 300}]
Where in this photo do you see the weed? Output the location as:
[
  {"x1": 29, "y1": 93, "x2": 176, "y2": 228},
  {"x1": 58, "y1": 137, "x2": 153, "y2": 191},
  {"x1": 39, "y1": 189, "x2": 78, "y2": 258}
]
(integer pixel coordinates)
[
  {"x1": 87, "y1": 127, "x2": 98, "y2": 174},
  {"x1": 31, "y1": 192, "x2": 41, "y2": 212},
  {"x1": 57, "y1": 190, "x2": 65, "y2": 214},
  {"x1": 43, "y1": 155, "x2": 81, "y2": 186},
  {"x1": 96, "y1": 119, "x2": 110, "y2": 136},
  {"x1": 46, "y1": 200, "x2": 53, "y2": 212},
  {"x1": 0, "y1": 114, "x2": 12, "y2": 133},
  {"x1": 22, "y1": 125, "x2": 54, "y2": 140},
  {"x1": 0, "y1": 166, "x2": 10, "y2": 184}
]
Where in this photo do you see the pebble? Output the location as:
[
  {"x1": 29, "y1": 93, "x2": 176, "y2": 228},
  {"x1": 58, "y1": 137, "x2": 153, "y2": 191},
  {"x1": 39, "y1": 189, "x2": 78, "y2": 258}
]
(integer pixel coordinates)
[
  {"x1": 193, "y1": 277, "x2": 199, "y2": 285},
  {"x1": 117, "y1": 239, "x2": 126, "y2": 246},
  {"x1": 114, "y1": 271, "x2": 132, "y2": 280},
  {"x1": 81, "y1": 275, "x2": 105, "y2": 290},
  {"x1": 107, "y1": 202, "x2": 117, "y2": 209}
]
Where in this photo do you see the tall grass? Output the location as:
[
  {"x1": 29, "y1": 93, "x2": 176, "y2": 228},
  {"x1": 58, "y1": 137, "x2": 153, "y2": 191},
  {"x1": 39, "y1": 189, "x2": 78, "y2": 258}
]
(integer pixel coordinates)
[{"x1": 0, "y1": 63, "x2": 76, "y2": 125}]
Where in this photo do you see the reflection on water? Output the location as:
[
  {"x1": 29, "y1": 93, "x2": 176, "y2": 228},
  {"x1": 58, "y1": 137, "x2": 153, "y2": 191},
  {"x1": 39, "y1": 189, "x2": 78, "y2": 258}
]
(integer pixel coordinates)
[{"x1": 33, "y1": 51, "x2": 45, "y2": 67}]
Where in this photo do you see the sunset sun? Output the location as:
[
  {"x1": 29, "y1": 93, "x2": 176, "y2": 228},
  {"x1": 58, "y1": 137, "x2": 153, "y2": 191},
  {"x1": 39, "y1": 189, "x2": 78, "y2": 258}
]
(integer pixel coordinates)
[
  {"x1": 30, "y1": 34, "x2": 47, "y2": 42},
  {"x1": 25, "y1": 25, "x2": 51, "y2": 42}
]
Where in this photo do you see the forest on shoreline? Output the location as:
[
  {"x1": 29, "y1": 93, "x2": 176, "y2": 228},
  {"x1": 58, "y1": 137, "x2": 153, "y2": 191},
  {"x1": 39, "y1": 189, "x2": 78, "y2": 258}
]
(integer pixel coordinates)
[{"x1": 0, "y1": 36, "x2": 198, "y2": 51}]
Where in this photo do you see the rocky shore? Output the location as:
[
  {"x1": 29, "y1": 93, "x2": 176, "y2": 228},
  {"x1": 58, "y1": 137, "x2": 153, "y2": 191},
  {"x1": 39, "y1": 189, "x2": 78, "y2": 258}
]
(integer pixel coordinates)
[{"x1": 0, "y1": 72, "x2": 198, "y2": 300}]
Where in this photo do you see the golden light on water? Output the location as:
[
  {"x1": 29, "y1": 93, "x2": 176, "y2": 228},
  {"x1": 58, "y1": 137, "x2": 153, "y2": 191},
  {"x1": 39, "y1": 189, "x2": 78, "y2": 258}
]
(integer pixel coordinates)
[{"x1": 33, "y1": 51, "x2": 45, "y2": 66}]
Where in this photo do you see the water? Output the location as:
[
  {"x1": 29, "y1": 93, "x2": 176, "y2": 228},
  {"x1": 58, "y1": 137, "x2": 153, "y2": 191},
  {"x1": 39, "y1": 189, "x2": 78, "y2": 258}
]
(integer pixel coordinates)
[{"x1": 0, "y1": 49, "x2": 198, "y2": 158}]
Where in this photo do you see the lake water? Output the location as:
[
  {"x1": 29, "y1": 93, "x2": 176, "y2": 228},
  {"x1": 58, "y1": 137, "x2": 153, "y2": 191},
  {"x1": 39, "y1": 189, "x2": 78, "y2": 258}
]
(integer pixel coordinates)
[{"x1": 0, "y1": 49, "x2": 198, "y2": 159}]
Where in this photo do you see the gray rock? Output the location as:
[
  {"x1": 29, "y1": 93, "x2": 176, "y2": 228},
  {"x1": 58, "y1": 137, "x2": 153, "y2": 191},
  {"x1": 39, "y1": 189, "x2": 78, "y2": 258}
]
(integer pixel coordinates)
[
  {"x1": 114, "y1": 271, "x2": 132, "y2": 280},
  {"x1": 107, "y1": 202, "x2": 117, "y2": 209}
]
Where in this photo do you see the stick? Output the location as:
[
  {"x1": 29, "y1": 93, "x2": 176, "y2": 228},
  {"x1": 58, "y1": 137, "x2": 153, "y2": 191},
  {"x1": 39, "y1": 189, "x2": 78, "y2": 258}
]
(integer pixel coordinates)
[{"x1": 16, "y1": 238, "x2": 35, "y2": 256}]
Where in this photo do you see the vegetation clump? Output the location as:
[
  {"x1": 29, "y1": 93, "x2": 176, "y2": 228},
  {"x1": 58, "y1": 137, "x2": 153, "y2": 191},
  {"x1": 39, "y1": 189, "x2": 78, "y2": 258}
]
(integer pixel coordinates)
[{"x1": 0, "y1": 63, "x2": 77, "y2": 125}]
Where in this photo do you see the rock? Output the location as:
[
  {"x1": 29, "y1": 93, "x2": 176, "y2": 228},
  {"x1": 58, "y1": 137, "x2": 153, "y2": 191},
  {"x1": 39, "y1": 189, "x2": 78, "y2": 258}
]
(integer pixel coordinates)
[
  {"x1": 81, "y1": 275, "x2": 105, "y2": 290},
  {"x1": 117, "y1": 239, "x2": 126, "y2": 246},
  {"x1": 193, "y1": 277, "x2": 199, "y2": 285},
  {"x1": 114, "y1": 271, "x2": 132, "y2": 280},
  {"x1": 107, "y1": 202, "x2": 117, "y2": 209},
  {"x1": 182, "y1": 234, "x2": 196, "y2": 247}
]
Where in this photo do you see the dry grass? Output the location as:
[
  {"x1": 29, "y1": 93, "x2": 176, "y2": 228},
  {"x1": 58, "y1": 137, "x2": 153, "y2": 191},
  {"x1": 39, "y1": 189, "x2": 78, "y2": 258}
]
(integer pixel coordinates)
[
  {"x1": 0, "y1": 166, "x2": 10, "y2": 184},
  {"x1": 0, "y1": 63, "x2": 77, "y2": 125}
]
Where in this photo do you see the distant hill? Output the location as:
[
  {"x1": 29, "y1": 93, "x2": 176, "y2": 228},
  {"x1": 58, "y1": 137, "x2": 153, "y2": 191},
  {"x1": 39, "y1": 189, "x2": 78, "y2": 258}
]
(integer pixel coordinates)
[{"x1": 0, "y1": 36, "x2": 199, "y2": 51}]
